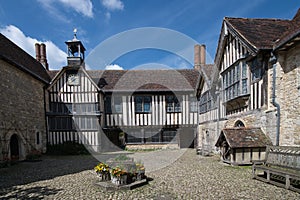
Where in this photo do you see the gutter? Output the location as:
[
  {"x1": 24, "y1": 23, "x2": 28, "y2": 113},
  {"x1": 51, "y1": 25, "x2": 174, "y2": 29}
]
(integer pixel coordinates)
[{"x1": 269, "y1": 53, "x2": 280, "y2": 146}]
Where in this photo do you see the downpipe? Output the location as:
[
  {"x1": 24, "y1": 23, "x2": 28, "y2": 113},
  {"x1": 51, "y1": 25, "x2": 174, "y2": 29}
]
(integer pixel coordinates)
[{"x1": 269, "y1": 53, "x2": 280, "y2": 146}]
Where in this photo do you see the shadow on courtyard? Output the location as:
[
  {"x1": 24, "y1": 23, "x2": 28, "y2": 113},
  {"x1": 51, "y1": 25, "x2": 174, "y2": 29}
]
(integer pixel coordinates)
[
  {"x1": 0, "y1": 185, "x2": 63, "y2": 199},
  {"x1": 0, "y1": 155, "x2": 98, "y2": 189}
]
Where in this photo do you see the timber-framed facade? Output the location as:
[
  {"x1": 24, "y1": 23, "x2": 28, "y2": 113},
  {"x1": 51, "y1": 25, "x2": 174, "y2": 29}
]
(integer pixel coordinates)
[
  {"x1": 46, "y1": 34, "x2": 201, "y2": 151},
  {"x1": 1, "y1": 9, "x2": 300, "y2": 163},
  {"x1": 196, "y1": 9, "x2": 300, "y2": 163}
]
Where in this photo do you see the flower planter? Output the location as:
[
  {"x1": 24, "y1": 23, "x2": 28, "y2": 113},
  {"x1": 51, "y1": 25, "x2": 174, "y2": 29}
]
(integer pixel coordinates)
[
  {"x1": 97, "y1": 171, "x2": 111, "y2": 181},
  {"x1": 111, "y1": 175, "x2": 128, "y2": 185},
  {"x1": 136, "y1": 170, "x2": 145, "y2": 181}
]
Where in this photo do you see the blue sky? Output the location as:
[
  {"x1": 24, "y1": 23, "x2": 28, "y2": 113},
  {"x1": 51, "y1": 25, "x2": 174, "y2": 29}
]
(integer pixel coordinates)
[{"x1": 0, "y1": 0, "x2": 299, "y2": 70}]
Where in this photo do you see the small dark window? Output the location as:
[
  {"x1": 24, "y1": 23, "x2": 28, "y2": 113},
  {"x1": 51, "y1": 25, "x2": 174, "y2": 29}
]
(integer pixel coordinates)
[
  {"x1": 105, "y1": 96, "x2": 122, "y2": 113},
  {"x1": 166, "y1": 95, "x2": 181, "y2": 113},
  {"x1": 234, "y1": 120, "x2": 245, "y2": 127},
  {"x1": 36, "y1": 132, "x2": 40, "y2": 145},
  {"x1": 135, "y1": 96, "x2": 151, "y2": 113}
]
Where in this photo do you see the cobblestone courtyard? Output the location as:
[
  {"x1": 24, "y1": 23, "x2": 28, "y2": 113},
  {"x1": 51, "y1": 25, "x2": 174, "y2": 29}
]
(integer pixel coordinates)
[{"x1": 0, "y1": 149, "x2": 299, "y2": 199}]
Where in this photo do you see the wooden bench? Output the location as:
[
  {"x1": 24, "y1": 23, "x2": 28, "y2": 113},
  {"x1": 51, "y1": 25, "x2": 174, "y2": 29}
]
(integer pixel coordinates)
[{"x1": 252, "y1": 145, "x2": 300, "y2": 193}]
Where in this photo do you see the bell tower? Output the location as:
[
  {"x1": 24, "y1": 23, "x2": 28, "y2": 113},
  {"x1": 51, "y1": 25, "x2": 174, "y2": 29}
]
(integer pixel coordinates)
[{"x1": 65, "y1": 29, "x2": 86, "y2": 67}]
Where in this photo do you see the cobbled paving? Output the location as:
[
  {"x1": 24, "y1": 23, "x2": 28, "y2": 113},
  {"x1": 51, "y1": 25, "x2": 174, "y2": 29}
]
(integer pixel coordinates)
[{"x1": 0, "y1": 149, "x2": 299, "y2": 199}]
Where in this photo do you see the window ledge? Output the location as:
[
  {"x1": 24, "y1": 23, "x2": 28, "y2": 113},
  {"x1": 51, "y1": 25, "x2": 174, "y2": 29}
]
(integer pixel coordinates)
[{"x1": 223, "y1": 94, "x2": 250, "y2": 106}]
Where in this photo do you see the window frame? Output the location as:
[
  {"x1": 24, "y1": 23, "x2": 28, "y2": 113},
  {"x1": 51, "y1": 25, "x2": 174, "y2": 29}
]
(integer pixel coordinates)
[
  {"x1": 166, "y1": 95, "x2": 181, "y2": 113},
  {"x1": 222, "y1": 60, "x2": 249, "y2": 102},
  {"x1": 134, "y1": 96, "x2": 152, "y2": 113},
  {"x1": 105, "y1": 95, "x2": 122, "y2": 114},
  {"x1": 199, "y1": 91, "x2": 215, "y2": 114}
]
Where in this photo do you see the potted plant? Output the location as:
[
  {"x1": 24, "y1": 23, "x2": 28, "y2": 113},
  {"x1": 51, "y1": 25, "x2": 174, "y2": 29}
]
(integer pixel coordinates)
[
  {"x1": 135, "y1": 162, "x2": 145, "y2": 181},
  {"x1": 94, "y1": 162, "x2": 110, "y2": 181},
  {"x1": 110, "y1": 166, "x2": 127, "y2": 185}
]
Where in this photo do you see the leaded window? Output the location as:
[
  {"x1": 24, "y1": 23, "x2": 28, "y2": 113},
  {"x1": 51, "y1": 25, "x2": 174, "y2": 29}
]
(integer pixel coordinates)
[
  {"x1": 166, "y1": 95, "x2": 181, "y2": 112},
  {"x1": 199, "y1": 91, "x2": 214, "y2": 114},
  {"x1": 135, "y1": 96, "x2": 151, "y2": 113},
  {"x1": 190, "y1": 98, "x2": 198, "y2": 113},
  {"x1": 125, "y1": 129, "x2": 177, "y2": 144},
  {"x1": 223, "y1": 60, "x2": 249, "y2": 102},
  {"x1": 250, "y1": 58, "x2": 263, "y2": 82},
  {"x1": 48, "y1": 116, "x2": 75, "y2": 131},
  {"x1": 105, "y1": 96, "x2": 122, "y2": 113}
]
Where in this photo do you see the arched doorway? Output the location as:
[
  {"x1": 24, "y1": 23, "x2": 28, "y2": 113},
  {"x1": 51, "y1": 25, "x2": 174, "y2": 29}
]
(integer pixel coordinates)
[{"x1": 10, "y1": 134, "x2": 19, "y2": 160}]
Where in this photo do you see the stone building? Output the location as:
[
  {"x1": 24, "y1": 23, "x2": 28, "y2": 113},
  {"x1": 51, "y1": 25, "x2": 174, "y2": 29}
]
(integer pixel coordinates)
[
  {"x1": 196, "y1": 9, "x2": 300, "y2": 160},
  {"x1": 0, "y1": 34, "x2": 50, "y2": 162}
]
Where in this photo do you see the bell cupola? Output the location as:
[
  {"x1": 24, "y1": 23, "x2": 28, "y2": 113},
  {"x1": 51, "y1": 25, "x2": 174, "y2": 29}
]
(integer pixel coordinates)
[{"x1": 65, "y1": 29, "x2": 86, "y2": 67}]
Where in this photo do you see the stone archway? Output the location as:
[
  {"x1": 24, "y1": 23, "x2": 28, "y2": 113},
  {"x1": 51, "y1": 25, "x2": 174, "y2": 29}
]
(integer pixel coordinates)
[{"x1": 10, "y1": 134, "x2": 19, "y2": 160}]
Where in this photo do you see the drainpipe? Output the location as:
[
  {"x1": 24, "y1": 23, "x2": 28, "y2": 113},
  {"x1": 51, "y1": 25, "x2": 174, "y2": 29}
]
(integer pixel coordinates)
[{"x1": 269, "y1": 53, "x2": 280, "y2": 146}]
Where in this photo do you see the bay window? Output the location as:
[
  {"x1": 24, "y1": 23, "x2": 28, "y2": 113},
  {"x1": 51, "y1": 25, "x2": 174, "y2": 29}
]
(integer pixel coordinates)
[{"x1": 223, "y1": 60, "x2": 249, "y2": 102}]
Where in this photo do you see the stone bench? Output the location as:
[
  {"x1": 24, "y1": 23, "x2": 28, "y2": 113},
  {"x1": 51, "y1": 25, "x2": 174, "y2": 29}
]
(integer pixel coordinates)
[{"x1": 252, "y1": 145, "x2": 300, "y2": 193}]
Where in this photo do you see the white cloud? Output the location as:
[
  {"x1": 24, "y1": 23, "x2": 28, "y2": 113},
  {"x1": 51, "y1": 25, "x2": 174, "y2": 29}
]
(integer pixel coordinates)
[
  {"x1": 101, "y1": 0, "x2": 124, "y2": 11},
  {"x1": 0, "y1": 25, "x2": 67, "y2": 70},
  {"x1": 38, "y1": 0, "x2": 93, "y2": 18},
  {"x1": 105, "y1": 64, "x2": 124, "y2": 70},
  {"x1": 58, "y1": 0, "x2": 93, "y2": 17}
]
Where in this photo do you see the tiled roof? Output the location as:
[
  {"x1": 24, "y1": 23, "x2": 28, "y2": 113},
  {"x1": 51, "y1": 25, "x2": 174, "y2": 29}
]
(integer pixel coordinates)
[
  {"x1": 87, "y1": 69, "x2": 200, "y2": 92},
  {"x1": 200, "y1": 64, "x2": 214, "y2": 84},
  {"x1": 0, "y1": 33, "x2": 50, "y2": 83},
  {"x1": 48, "y1": 70, "x2": 60, "y2": 79},
  {"x1": 215, "y1": 127, "x2": 272, "y2": 148},
  {"x1": 275, "y1": 8, "x2": 300, "y2": 50},
  {"x1": 225, "y1": 17, "x2": 291, "y2": 50},
  {"x1": 225, "y1": 9, "x2": 300, "y2": 51}
]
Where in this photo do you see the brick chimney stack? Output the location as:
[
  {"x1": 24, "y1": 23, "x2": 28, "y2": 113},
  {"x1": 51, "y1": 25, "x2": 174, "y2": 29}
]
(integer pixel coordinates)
[
  {"x1": 35, "y1": 43, "x2": 49, "y2": 70},
  {"x1": 194, "y1": 44, "x2": 206, "y2": 71},
  {"x1": 40, "y1": 43, "x2": 49, "y2": 70},
  {"x1": 35, "y1": 43, "x2": 41, "y2": 62}
]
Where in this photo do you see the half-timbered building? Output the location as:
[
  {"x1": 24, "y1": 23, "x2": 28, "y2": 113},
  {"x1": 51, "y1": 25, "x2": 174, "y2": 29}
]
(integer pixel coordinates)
[
  {"x1": 0, "y1": 34, "x2": 50, "y2": 162},
  {"x1": 94, "y1": 69, "x2": 199, "y2": 149},
  {"x1": 196, "y1": 9, "x2": 300, "y2": 163},
  {"x1": 46, "y1": 34, "x2": 200, "y2": 151}
]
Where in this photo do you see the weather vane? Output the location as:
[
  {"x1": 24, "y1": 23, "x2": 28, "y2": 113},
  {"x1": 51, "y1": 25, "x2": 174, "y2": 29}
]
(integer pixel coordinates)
[{"x1": 73, "y1": 28, "x2": 77, "y2": 40}]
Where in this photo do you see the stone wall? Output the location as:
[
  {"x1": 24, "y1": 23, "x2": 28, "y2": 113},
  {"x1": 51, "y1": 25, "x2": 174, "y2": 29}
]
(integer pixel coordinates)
[
  {"x1": 0, "y1": 60, "x2": 47, "y2": 161},
  {"x1": 276, "y1": 43, "x2": 300, "y2": 146},
  {"x1": 197, "y1": 108, "x2": 278, "y2": 153}
]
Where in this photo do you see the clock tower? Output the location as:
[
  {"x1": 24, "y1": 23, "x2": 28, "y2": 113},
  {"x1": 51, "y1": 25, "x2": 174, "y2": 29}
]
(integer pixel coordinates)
[{"x1": 65, "y1": 29, "x2": 86, "y2": 67}]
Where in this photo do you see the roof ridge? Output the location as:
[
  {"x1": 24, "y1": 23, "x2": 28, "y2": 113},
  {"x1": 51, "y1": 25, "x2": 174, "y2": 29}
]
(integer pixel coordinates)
[{"x1": 225, "y1": 16, "x2": 291, "y2": 22}]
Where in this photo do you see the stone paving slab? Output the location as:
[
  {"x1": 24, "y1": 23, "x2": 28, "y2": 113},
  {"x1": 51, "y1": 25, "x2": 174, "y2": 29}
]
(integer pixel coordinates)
[{"x1": 0, "y1": 149, "x2": 299, "y2": 199}]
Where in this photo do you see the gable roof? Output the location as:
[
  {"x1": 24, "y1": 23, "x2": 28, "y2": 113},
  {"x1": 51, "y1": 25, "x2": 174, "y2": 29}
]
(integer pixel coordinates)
[
  {"x1": 0, "y1": 33, "x2": 50, "y2": 83},
  {"x1": 195, "y1": 64, "x2": 215, "y2": 98},
  {"x1": 47, "y1": 66, "x2": 101, "y2": 91},
  {"x1": 48, "y1": 68, "x2": 199, "y2": 93},
  {"x1": 224, "y1": 17, "x2": 290, "y2": 50},
  {"x1": 215, "y1": 127, "x2": 272, "y2": 148},
  {"x1": 221, "y1": 9, "x2": 300, "y2": 53},
  {"x1": 274, "y1": 8, "x2": 300, "y2": 50},
  {"x1": 212, "y1": 9, "x2": 300, "y2": 90},
  {"x1": 87, "y1": 69, "x2": 200, "y2": 92},
  {"x1": 48, "y1": 70, "x2": 60, "y2": 79}
]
